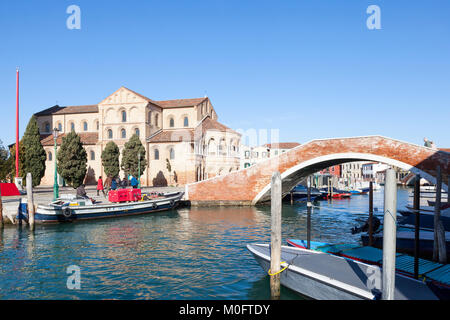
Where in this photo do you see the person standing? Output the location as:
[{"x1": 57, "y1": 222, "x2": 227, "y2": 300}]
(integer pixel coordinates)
[
  {"x1": 130, "y1": 175, "x2": 138, "y2": 189},
  {"x1": 97, "y1": 176, "x2": 106, "y2": 197}
]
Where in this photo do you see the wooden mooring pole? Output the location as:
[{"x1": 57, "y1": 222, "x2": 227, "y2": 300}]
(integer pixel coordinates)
[
  {"x1": 413, "y1": 175, "x2": 420, "y2": 279},
  {"x1": 433, "y1": 166, "x2": 447, "y2": 263},
  {"x1": 270, "y1": 171, "x2": 282, "y2": 300},
  {"x1": 26, "y1": 173, "x2": 35, "y2": 231},
  {"x1": 307, "y1": 176, "x2": 312, "y2": 250},
  {"x1": 368, "y1": 181, "x2": 374, "y2": 246},
  {"x1": 382, "y1": 168, "x2": 397, "y2": 300}
]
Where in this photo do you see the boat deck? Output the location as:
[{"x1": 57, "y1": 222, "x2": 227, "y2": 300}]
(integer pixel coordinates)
[
  {"x1": 287, "y1": 239, "x2": 450, "y2": 287},
  {"x1": 248, "y1": 244, "x2": 440, "y2": 300}
]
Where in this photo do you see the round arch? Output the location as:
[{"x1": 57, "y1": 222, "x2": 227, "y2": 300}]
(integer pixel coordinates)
[{"x1": 251, "y1": 152, "x2": 446, "y2": 204}]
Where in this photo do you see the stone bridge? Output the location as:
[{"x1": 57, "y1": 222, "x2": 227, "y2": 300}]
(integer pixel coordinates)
[{"x1": 185, "y1": 136, "x2": 450, "y2": 205}]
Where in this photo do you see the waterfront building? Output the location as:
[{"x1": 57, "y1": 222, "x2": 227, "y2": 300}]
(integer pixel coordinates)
[
  {"x1": 340, "y1": 161, "x2": 368, "y2": 184},
  {"x1": 319, "y1": 165, "x2": 341, "y2": 177},
  {"x1": 35, "y1": 86, "x2": 241, "y2": 186},
  {"x1": 361, "y1": 162, "x2": 389, "y2": 181},
  {"x1": 240, "y1": 142, "x2": 300, "y2": 169}
]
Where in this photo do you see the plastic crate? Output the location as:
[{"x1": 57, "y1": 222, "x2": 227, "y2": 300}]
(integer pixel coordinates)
[
  {"x1": 108, "y1": 189, "x2": 130, "y2": 203},
  {"x1": 127, "y1": 188, "x2": 141, "y2": 202}
]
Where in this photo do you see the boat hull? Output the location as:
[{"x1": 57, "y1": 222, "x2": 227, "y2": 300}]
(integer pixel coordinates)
[{"x1": 31, "y1": 192, "x2": 184, "y2": 224}]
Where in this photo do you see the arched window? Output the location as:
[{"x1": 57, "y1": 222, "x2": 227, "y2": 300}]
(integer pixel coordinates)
[
  {"x1": 90, "y1": 151, "x2": 95, "y2": 160},
  {"x1": 169, "y1": 148, "x2": 175, "y2": 160},
  {"x1": 183, "y1": 117, "x2": 189, "y2": 127},
  {"x1": 57, "y1": 122, "x2": 62, "y2": 132},
  {"x1": 48, "y1": 151, "x2": 52, "y2": 161},
  {"x1": 169, "y1": 117, "x2": 174, "y2": 128},
  {"x1": 70, "y1": 122, "x2": 75, "y2": 132},
  {"x1": 154, "y1": 149, "x2": 159, "y2": 160},
  {"x1": 135, "y1": 128, "x2": 140, "y2": 137},
  {"x1": 121, "y1": 110, "x2": 127, "y2": 122},
  {"x1": 148, "y1": 111, "x2": 152, "y2": 124},
  {"x1": 44, "y1": 122, "x2": 50, "y2": 133},
  {"x1": 107, "y1": 129, "x2": 113, "y2": 139},
  {"x1": 121, "y1": 129, "x2": 126, "y2": 139},
  {"x1": 96, "y1": 121, "x2": 99, "y2": 130},
  {"x1": 83, "y1": 121, "x2": 88, "y2": 131},
  {"x1": 155, "y1": 114, "x2": 159, "y2": 127}
]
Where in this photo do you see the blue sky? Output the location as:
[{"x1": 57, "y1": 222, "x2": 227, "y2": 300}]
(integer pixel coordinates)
[{"x1": 0, "y1": 0, "x2": 449, "y2": 147}]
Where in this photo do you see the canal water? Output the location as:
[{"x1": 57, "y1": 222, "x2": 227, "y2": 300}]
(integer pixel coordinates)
[{"x1": 0, "y1": 187, "x2": 411, "y2": 299}]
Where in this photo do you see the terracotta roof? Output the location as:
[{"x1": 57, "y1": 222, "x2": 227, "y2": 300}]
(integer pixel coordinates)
[
  {"x1": 34, "y1": 105, "x2": 65, "y2": 116},
  {"x1": 196, "y1": 116, "x2": 241, "y2": 136},
  {"x1": 147, "y1": 129, "x2": 194, "y2": 143},
  {"x1": 40, "y1": 132, "x2": 98, "y2": 146},
  {"x1": 263, "y1": 142, "x2": 300, "y2": 149},
  {"x1": 155, "y1": 98, "x2": 207, "y2": 108},
  {"x1": 53, "y1": 105, "x2": 98, "y2": 114}
]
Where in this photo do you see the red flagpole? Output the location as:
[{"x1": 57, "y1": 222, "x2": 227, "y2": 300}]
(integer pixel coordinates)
[{"x1": 15, "y1": 67, "x2": 19, "y2": 177}]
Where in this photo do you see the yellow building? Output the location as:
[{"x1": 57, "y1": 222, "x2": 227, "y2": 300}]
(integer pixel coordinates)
[{"x1": 36, "y1": 86, "x2": 241, "y2": 186}]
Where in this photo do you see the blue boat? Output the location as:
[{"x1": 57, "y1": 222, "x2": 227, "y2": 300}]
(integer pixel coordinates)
[
  {"x1": 18, "y1": 191, "x2": 184, "y2": 224},
  {"x1": 284, "y1": 184, "x2": 321, "y2": 202}
]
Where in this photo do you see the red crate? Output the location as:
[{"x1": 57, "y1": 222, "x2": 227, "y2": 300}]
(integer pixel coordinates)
[
  {"x1": 108, "y1": 189, "x2": 130, "y2": 203},
  {"x1": 127, "y1": 188, "x2": 141, "y2": 201}
]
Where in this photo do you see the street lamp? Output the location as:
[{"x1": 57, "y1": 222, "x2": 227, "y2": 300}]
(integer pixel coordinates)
[
  {"x1": 53, "y1": 127, "x2": 59, "y2": 200},
  {"x1": 138, "y1": 152, "x2": 141, "y2": 189}
]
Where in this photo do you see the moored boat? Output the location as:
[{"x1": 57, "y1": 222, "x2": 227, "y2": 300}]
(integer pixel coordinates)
[
  {"x1": 19, "y1": 191, "x2": 184, "y2": 224},
  {"x1": 247, "y1": 243, "x2": 442, "y2": 300}
]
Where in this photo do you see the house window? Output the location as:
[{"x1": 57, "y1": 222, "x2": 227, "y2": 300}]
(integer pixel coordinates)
[
  {"x1": 183, "y1": 117, "x2": 189, "y2": 127},
  {"x1": 169, "y1": 148, "x2": 175, "y2": 160},
  {"x1": 96, "y1": 121, "x2": 99, "y2": 130},
  {"x1": 121, "y1": 111, "x2": 127, "y2": 122},
  {"x1": 70, "y1": 122, "x2": 75, "y2": 132},
  {"x1": 90, "y1": 151, "x2": 95, "y2": 160},
  {"x1": 245, "y1": 151, "x2": 250, "y2": 159},
  {"x1": 154, "y1": 149, "x2": 159, "y2": 160},
  {"x1": 155, "y1": 114, "x2": 159, "y2": 127},
  {"x1": 148, "y1": 111, "x2": 152, "y2": 124},
  {"x1": 135, "y1": 128, "x2": 140, "y2": 137},
  {"x1": 83, "y1": 121, "x2": 88, "y2": 131},
  {"x1": 244, "y1": 163, "x2": 250, "y2": 168},
  {"x1": 169, "y1": 118, "x2": 174, "y2": 128},
  {"x1": 121, "y1": 129, "x2": 126, "y2": 139},
  {"x1": 48, "y1": 151, "x2": 52, "y2": 161},
  {"x1": 107, "y1": 129, "x2": 113, "y2": 139},
  {"x1": 44, "y1": 122, "x2": 50, "y2": 133}
]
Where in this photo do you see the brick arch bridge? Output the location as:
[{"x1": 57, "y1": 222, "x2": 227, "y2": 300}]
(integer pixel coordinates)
[{"x1": 184, "y1": 136, "x2": 450, "y2": 205}]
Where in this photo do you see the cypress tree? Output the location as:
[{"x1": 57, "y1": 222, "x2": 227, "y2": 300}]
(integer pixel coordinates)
[
  {"x1": 8, "y1": 141, "x2": 25, "y2": 180},
  {"x1": 101, "y1": 141, "x2": 120, "y2": 178},
  {"x1": 22, "y1": 116, "x2": 47, "y2": 186},
  {"x1": 121, "y1": 134, "x2": 147, "y2": 178},
  {"x1": 57, "y1": 131, "x2": 87, "y2": 189}
]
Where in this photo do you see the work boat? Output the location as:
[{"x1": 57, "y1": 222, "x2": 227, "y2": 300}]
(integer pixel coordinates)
[{"x1": 21, "y1": 190, "x2": 184, "y2": 224}]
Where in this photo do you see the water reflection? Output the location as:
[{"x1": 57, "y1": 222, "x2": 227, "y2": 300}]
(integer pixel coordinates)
[{"x1": 0, "y1": 187, "x2": 411, "y2": 299}]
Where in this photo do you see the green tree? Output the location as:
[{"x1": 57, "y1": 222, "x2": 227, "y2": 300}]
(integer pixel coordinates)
[
  {"x1": 7, "y1": 141, "x2": 25, "y2": 180},
  {"x1": 56, "y1": 131, "x2": 87, "y2": 188},
  {"x1": 121, "y1": 134, "x2": 147, "y2": 178},
  {"x1": 101, "y1": 141, "x2": 120, "y2": 178},
  {"x1": 22, "y1": 116, "x2": 46, "y2": 186},
  {"x1": 0, "y1": 139, "x2": 10, "y2": 181}
]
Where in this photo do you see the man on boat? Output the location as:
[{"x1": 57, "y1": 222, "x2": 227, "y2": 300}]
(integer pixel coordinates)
[{"x1": 76, "y1": 184, "x2": 88, "y2": 199}]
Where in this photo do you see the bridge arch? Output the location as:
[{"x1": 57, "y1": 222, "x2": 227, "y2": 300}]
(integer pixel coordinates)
[{"x1": 185, "y1": 136, "x2": 450, "y2": 205}]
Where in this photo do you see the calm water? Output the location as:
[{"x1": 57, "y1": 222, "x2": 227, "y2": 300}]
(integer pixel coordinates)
[{"x1": 0, "y1": 187, "x2": 411, "y2": 299}]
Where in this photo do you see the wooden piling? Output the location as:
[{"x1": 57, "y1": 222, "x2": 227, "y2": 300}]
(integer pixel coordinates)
[
  {"x1": 307, "y1": 176, "x2": 311, "y2": 250},
  {"x1": 413, "y1": 175, "x2": 420, "y2": 279},
  {"x1": 270, "y1": 171, "x2": 282, "y2": 300},
  {"x1": 433, "y1": 166, "x2": 447, "y2": 263},
  {"x1": 368, "y1": 181, "x2": 374, "y2": 246},
  {"x1": 382, "y1": 168, "x2": 397, "y2": 300},
  {"x1": 290, "y1": 191, "x2": 293, "y2": 205},
  {"x1": 26, "y1": 173, "x2": 35, "y2": 231}
]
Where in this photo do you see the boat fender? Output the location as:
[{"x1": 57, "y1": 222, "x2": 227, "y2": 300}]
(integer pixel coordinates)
[
  {"x1": 62, "y1": 207, "x2": 72, "y2": 218},
  {"x1": 170, "y1": 200, "x2": 175, "y2": 207},
  {"x1": 152, "y1": 202, "x2": 158, "y2": 209}
]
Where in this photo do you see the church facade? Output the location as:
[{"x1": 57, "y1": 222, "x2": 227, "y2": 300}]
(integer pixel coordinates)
[{"x1": 35, "y1": 86, "x2": 241, "y2": 187}]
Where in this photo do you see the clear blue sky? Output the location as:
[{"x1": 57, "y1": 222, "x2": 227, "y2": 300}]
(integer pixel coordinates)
[{"x1": 0, "y1": 0, "x2": 449, "y2": 147}]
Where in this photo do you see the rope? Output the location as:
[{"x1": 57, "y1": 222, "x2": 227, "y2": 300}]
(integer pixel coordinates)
[{"x1": 268, "y1": 262, "x2": 288, "y2": 276}]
